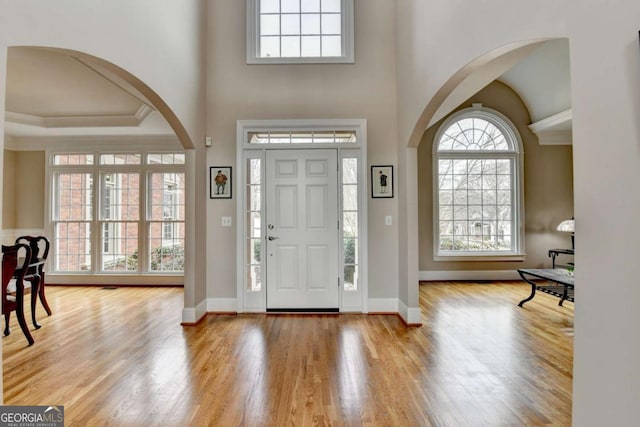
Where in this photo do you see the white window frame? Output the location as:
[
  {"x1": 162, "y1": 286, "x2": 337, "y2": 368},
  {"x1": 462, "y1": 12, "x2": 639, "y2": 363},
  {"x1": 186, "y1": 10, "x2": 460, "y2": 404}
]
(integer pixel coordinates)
[
  {"x1": 48, "y1": 146, "x2": 185, "y2": 276},
  {"x1": 101, "y1": 174, "x2": 117, "y2": 254},
  {"x1": 432, "y1": 105, "x2": 525, "y2": 261},
  {"x1": 246, "y1": 0, "x2": 355, "y2": 64},
  {"x1": 162, "y1": 182, "x2": 177, "y2": 242},
  {"x1": 236, "y1": 119, "x2": 368, "y2": 312}
]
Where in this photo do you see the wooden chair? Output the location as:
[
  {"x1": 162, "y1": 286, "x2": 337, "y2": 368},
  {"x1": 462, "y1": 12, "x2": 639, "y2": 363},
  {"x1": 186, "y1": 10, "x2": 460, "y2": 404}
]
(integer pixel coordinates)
[
  {"x1": 2, "y1": 243, "x2": 35, "y2": 345},
  {"x1": 15, "y1": 235, "x2": 52, "y2": 321}
]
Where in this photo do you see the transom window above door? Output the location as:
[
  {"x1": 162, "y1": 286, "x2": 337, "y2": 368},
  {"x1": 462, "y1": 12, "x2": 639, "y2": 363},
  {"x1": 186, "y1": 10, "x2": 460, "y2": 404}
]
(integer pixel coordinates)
[
  {"x1": 248, "y1": 130, "x2": 356, "y2": 144},
  {"x1": 246, "y1": 0, "x2": 355, "y2": 64}
]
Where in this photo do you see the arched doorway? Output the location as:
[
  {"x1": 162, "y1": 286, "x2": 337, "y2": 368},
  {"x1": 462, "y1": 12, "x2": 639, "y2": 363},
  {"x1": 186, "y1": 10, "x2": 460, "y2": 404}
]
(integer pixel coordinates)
[{"x1": 2, "y1": 46, "x2": 197, "y2": 314}]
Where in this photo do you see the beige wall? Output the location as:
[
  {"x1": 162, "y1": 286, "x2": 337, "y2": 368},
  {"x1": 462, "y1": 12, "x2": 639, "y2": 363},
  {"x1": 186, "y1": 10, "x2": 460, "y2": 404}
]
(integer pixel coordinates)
[
  {"x1": 418, "y1": 81, "x2": 574, "y2": 272},
  {"x1": 15, "y1": 150, "x2": 45, "y2": 229},
  {"x1": 2, "y1": 149, "x2": 45, "y2": 231},
  {"x1": 2, "y1": 149, "x2": 16, "y2": 229},
  {"x1": 206, "y1": 0, "x2": 400, "y2": 300}
]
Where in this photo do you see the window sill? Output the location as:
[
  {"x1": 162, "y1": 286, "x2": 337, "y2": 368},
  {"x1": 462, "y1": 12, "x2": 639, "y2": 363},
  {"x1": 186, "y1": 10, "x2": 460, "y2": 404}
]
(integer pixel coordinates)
[
  {"x1": 434, "y1": 253, "x2": 526, "y2": 262},
  {"x1": 246, "y1": 56, "x2": 354, "y2": 65}
]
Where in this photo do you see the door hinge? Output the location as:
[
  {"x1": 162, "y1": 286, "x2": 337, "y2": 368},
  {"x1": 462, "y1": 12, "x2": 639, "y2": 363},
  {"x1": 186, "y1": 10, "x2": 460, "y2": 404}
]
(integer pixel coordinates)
[{"x1": 338, "y1": 277, "x2": 340, "y2": 288}]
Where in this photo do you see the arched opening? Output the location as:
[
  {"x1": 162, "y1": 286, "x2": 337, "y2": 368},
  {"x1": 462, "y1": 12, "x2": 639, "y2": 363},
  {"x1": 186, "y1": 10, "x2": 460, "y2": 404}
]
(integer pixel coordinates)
[
  {"x1": 403, "y1": 36, "x2": 574, "y2": 304},
  {"x1": 2, "y1": 46, "x2": 196, "y2": 310}
]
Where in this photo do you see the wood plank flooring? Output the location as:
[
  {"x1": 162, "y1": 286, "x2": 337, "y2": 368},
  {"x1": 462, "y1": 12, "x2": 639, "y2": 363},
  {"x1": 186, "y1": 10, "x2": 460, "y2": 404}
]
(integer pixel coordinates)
[{"x1": 3, "y1": 282, "x2": 573, "y2": 426}]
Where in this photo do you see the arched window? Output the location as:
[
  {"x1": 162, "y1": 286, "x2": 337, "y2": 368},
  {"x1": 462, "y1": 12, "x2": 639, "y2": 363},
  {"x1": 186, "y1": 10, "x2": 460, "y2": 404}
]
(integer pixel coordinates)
[{"x1": 433, "y1": 105, "x2": 524, "y2": 258}]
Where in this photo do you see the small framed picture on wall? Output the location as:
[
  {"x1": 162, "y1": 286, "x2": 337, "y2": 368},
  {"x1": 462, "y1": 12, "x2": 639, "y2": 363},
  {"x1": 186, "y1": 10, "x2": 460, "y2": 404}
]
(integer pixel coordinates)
[
  {"x1": 371, "y1": 165, "x2": 393, "y2": 198},
  {"x1": 210, "y1": 166, "x2": 232, "y2": 199}
]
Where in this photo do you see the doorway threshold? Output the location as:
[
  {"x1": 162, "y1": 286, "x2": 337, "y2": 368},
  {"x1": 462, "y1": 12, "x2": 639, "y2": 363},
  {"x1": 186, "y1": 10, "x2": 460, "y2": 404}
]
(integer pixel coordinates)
[{"x1": 266, "y1": 308, "x2": 339, "y2": 313}]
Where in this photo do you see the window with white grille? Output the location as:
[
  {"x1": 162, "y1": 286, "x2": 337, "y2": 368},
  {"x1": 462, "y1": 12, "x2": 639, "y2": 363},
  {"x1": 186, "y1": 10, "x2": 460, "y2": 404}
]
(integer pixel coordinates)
[
  {"x1": 247, "y1": 0, "x2": 354, "y2": 64},
  {"x1": 433, "y1": 106, "x2": 524, "y2": 258},
  {"x1": 51, "y1": 151, "x2": 185, "y2": 273}
]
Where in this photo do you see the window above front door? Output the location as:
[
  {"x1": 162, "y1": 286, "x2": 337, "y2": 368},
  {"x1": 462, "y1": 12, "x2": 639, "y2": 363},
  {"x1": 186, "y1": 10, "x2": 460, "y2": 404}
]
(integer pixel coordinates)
[{"x1": 246, "y1": 0, "x2": 355, "y2": 64}]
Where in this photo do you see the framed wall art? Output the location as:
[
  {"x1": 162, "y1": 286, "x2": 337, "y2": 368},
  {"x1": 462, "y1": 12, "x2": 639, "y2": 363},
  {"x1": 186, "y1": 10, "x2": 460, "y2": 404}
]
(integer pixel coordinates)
[
  {"x1": 371, "y1": 165, "x2": 393, "y2": 198},
  {"x1": 210, "y1": 166, "x2": 232, "y2": 199}
]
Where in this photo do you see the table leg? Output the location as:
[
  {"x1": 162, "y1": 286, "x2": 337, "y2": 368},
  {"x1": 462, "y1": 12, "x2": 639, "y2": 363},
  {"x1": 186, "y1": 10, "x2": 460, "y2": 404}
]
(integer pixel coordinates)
[
  {"x1": 559, "y1": 284, "x2": 568, "y2": 306},
  {"x1": 517, "y1": 271, "x2": 537, "y2": 307}
]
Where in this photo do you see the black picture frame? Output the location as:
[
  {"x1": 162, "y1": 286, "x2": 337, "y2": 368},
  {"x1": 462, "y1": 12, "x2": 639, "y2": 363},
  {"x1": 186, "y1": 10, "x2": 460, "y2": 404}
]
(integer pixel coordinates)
[
  {"x1": 210, "y1": 166, "x2": 232, "y2": 199},
  {"x1": 371, "y1": 165, "x2": 393, "y2": 198}
]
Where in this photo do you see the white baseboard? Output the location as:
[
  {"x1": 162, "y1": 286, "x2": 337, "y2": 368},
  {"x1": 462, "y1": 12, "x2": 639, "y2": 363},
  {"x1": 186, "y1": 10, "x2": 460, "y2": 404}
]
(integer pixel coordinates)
[
  {"x1": 182, "y1": 299, "x2": 207, "y2": 324},
  {"x1": 367, "y1": 298, "x2": 398, "y2": 313},
  {"x1": 196, "y1": 298, "x2": 422, "y2": 321},
  {"x1": 419, "y1": 270, "x2": 520, "y2": 281},
  {"x1": 181, "y1": 308, "x2": 197, "y2": 324},
  {"x1": 207, "y1": 298, "x2": 237, "y2": 313},
  {"x1": 353, "y1": 299, "x2": 422, "y2": 324},
  {"x1": 398, "y1": 299, "x2": 422, "y2": 325}
]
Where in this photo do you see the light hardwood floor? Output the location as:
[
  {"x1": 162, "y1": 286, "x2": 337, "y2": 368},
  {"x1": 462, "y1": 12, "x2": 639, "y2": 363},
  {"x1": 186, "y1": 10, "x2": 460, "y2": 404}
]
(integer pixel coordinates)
[{"x1": 3, "y1": 282, "x2": 573, "y2": 426}]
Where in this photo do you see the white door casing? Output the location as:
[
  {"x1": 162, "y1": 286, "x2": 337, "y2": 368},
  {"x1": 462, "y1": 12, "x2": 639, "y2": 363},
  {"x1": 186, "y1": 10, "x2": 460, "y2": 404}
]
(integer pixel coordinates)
[
  {"x1": 265, "y1": 149, "x2": 339, "y2": 309},
  {"x1": 236, "y1": 119, "x2": 368, "y2": 314}
]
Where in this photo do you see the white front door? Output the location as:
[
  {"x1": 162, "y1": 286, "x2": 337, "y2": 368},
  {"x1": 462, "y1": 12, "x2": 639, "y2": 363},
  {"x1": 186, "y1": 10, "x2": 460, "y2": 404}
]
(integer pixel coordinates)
[{"x1": 265, "y1": 149, "x2": 339, "y2": 310}]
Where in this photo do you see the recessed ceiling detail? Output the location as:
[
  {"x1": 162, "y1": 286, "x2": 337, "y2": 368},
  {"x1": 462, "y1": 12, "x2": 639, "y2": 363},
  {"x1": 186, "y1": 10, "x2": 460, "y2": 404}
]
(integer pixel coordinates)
[
  {"x1": 4, "y1": 47, "x2": 159, "y2": 130},
  {"x1": 5, "y1": 104, "x2": 154, "y2": 128}
]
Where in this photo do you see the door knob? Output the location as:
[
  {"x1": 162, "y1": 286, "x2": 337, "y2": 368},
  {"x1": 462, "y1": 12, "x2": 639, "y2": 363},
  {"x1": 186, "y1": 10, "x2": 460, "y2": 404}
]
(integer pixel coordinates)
[{"x1": 267, "y1": 235, "x2": 279, "y2": 241}]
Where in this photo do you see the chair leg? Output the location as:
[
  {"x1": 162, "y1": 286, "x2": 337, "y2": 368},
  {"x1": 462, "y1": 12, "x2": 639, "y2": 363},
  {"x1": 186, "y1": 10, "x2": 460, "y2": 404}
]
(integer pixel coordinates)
[
  {"x1": 4, "y1": 313, "x2": 11, "y2": 336},
  {"x1": 15, "y1": 293, "x2": 34, "y2": 346},
  {"x1": 39, "y1": 271, "x2": 52, "y2": 316},
  {"x1": 30, "y1": 277, "x2": 41, "y2": 330}
]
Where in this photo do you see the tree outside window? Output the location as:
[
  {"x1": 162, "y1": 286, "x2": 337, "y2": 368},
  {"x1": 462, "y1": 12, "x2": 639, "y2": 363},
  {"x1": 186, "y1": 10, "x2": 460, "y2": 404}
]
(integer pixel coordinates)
[{"x1": 433, "y1": 106, "x2": 523, "y2": 257}]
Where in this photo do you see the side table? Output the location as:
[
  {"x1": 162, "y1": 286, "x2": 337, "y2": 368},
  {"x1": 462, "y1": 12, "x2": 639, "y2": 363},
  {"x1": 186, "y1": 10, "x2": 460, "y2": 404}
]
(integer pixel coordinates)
[{"x1": 548, "y1": 248, "x2": 574, "y2": 269}]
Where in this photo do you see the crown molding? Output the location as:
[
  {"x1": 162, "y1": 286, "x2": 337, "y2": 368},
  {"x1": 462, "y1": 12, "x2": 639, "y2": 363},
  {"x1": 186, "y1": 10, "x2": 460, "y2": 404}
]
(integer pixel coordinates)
[
  {"x1": 532, "y1": 130, "x2": 573, "y2": 145},
  {"x1": 528, "y1": 108, "x2": 572, "y2": 132},
  {"x1": 135, "y1": 104, "x2": 154, "y2": 122},
  {"x1": 5, "y1": 103, "x2": 153, "y2": 129},
  {"x1": 4, "y1": 134, "x2": 182, "y2": 151},
  {"x1": 72, "y1": 55, "x2": 155, "y2": 110},
  {"x1": 529, "y1": 109, "x2": 573, "y2": 145}
]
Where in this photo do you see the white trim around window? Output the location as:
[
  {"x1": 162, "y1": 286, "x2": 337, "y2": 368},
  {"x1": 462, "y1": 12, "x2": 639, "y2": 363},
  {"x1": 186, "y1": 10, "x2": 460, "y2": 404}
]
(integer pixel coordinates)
[
  {"x1": 432, "y1": 105, "x2": 526, "y2": 261},
  {"x1": 246, "y1": 0, "x2": 355, "y2": 64},
  {"x1": 46, "y1": 142, "x2": 186, "y2": 281}
]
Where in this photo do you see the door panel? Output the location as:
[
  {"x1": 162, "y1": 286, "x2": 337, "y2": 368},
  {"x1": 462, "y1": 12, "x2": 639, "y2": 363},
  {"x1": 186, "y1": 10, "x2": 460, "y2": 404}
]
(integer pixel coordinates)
[{"x1": 266, "y1": 149, "x2": 339, "y2": 309}]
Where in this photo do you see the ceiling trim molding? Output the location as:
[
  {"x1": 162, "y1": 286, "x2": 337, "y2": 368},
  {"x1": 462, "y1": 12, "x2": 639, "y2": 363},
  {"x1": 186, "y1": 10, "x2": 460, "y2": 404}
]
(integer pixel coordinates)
[
  {"x1": 5, "y1": 104, "x2": 154, "y2": 129},
  {"x1": 528, "y1": 109, "x2": 572, "y2": 132},
  {"x1": 4, "y1": 136, "x2": 49, "y2": 151},
  {"x1": 4, "y1": 134, "x2": 182, "y2": 151},
  {"x1": 135, "y1": 104, "x2": 154, "y2": 122},
  {"x1": 532, "y1": 130, "x2": 573, "y2": 145},
  {"x1": 72, "y1": 55, "x2": 155, "y2": 110},
  {"x1": 528, "y1": 109, "x2": 573, "y2": 145},
  {"x1": 4, "y1": 111, "x2": 46, "y2": 127}
]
